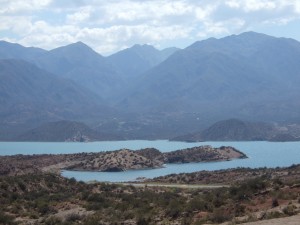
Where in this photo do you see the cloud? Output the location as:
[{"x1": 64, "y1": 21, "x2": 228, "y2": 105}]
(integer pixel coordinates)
[
  {"x1": 0, "y1": 0, "x2": 51, "y2": 14},
  {"x1": 0, "y1": 0, "x2": 300, "y2": 55},
  {"x1": 66, "y1": 6, "x2": 91, "y2": 24},
  {"x1": 225, "y1": 0, "x2": 276, "y2": 11}
]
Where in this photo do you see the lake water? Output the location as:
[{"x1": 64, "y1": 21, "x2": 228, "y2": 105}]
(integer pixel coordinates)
[{"x1": 1, "y1": 140, "x2": 300, "y2": 182}]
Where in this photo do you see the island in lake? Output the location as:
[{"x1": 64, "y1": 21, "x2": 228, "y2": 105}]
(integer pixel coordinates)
[{"x1": 0, "y1": 145, "x2": 246, "y2": 175}]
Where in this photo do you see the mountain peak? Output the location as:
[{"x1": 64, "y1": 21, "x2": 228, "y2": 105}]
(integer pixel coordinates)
[
  {"x1": 48, "y1": 41, "x2": 103, "y2": 59},
  {"x1": 130, "y1": 44, "x2": 158, "y2": 53},
  {"x1": 71, "y1": 41, "x2": 90, "y2": 48},
  {"x1": 229, "y1": 31, "x2": 275, "y2": 41},
  {"x1": 58, "y1": 41, "x2": 93, "y2": 51},
  {"x1": 187, "y1": 31, "x2": 276, "y2": 53}
]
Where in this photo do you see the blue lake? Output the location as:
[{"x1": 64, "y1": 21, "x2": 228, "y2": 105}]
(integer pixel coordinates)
[{"x1": 1, "y1": 140, "x2": 300, "y2": 182}]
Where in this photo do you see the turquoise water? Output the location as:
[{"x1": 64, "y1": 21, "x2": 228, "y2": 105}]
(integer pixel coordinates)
[{"x1": 1, "y1": 140, "x2": 300, "y2": 182}]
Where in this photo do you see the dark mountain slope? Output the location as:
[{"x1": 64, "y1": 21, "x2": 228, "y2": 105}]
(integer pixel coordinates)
[
  {"x1": 172, "y1": 119, "x2": 276, "y2": 141},
  {"x1": 120, "y1": 32, "x2": 300, "y2": 123},
  {"x1": 35, "y1": 42, "x2": 124, "y2": 98},
  {"x1": 0, "y1": 59, "x2": 112, "y2": 126},
  {"x1": 107, "y1": 44, "x2": 179, "y2": 79},
  {"x1": 16, "y1": 120, "x2": 120, "y2": 142},
  {"x1": 172, "y1": 118, "x2": 300, "y2": 142}
]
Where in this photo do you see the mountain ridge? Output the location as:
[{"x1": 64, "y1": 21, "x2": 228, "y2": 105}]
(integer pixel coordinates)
[
  {"x1": 16, "y1": 120, "x2": 121, "y2": 142},
  {"x1": 0, "y1": 59, "x2": 113, "y2": 127},
  {"x1": 2, "y1": 32, "x2": 300, "y2": 139},
  {"x1": 107, "y1": 44, "x2": 179, "y2": 79},
  {"x1": 118, "y1": 32, "x2": 300, "y2": 124}
]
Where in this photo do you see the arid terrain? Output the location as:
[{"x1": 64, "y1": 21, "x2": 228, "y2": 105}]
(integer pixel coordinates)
[
  {"x1": 0, "y1": 145, "x2": 245, "y2": 175},
  {"x1": 1, "y1": 163, "x2": 300, "y2": 224},
  {"x1": 0, "y1": 147, "x2": 299, "y2": 224}
]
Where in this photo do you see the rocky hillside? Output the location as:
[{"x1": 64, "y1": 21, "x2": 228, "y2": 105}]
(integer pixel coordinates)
[
  {"x1": 67, "y1": 149, "x2": 163, "y2": 172},
  {"x1": 0, "y1": 146, "x2": 246, "y2": 175},
  {"x1": 164, "y1": 146, "x2": 246, "y2": 163}
]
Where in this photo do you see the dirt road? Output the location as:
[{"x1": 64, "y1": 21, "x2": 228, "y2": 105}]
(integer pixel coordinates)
[
  {"x1": 233, "y1": 214, "x2": 300, "y2": 225},
  {"x1": 120, "y1": 182, "x2": 228, "y2": 189}
]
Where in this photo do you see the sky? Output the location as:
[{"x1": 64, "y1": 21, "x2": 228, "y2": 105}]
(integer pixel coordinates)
[{"x1": 1, "y1": 0, "x2": 300, "y2": 55}]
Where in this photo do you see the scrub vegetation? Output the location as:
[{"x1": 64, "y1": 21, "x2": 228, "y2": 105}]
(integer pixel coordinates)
[{"x1": 1, "y1": 165, "x2": 300, "y2": 224}]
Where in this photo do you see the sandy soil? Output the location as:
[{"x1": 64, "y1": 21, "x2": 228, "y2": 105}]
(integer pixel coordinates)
[{"x1": 231, "y1": 214, "x2": 300, "y2": 225}]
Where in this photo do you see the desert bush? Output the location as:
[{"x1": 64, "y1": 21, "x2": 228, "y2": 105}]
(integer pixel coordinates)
[
  {"x1": 66, "y1": 213, "x2": 82, "y2": 222},
  {"x1": 229, "y1": 177, "x2": 267, "y2": 201},
  {"x1": 0, "y1": 212, "x2": 17, "y2": 225},
  {"x1": 137, "y1": 217, "x2": 150, "y2": 225},
  {"x1": 45, "y1": 216, "x2": 62, "y2": 225},
  {"x1": 210, "y1": 208, "x2": 232, "y2": 223},
  {"x1": 234, "y1": 203, "x2": 246, "y2": 216},
  {"x1": 272, "y1": 198, "x2": 279, "y2": 208},
  {"x1": 166, "y1": 199, "x2": 182, "y2": 218},
  {"x1": 265, "y1": 211, "x2": 283, "y2": 219},
  {"x1": 283, "y1": 205, "x2": 296, "y2": 216},
  {"x1": 186, "y1": 198, "x2": 211, "y2": 212}
]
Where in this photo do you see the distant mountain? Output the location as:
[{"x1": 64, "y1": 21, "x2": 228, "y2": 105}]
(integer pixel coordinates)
[
  {"x1": 107, "y1": 44, "x2": 179, "y2": 79},
  {"x1": 0, "y1": 41, "x2": 45, "y2": 61},
  {"x1": 0, "y1": 59, "x2": 112, "y2": 126},
  {"x1": 172, "y1": 118, "x2": 300, "y2": 142},
  {"x1": 268, "y1": 133, "x2": 300, "y2": 142},
  {"x1": 0, "y1": 41, "x2": 179, "y2": 101},
  {"x1": 172, "y1": 119, "x2": 276, "y2": 141},
  {"x1": 2, "y1": 32, "x2": 300, "y2": 140},
  {"x1": 120, "y1": 32, "x2": 300, "y2": 124},
  {"x1": 160, "y1": 47, "x2": 180, "y2": 59},
  {"x1": 200, "y1": 119, "x2": 276, "y2": 141},
  {"x1": 34, "y1": 42, "x2": 124, "y2": 99},
  {"x1": 16, "y1": 120, "x2": 120, "y2": 142}
]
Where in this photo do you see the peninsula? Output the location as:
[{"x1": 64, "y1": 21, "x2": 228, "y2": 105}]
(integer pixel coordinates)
[{"x1": 0, "y1": 145, "x2": 246, "y2": 175}]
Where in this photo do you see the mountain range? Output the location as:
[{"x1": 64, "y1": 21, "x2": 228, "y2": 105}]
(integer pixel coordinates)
[
  {"x1": 1, "y1": 32, "x2": 300, "y2": 140},
  {"x1": 16, "y1": 120, "x2": 121, "y2": 142},
  {"x1": 120, "y1": 32, "x2": 300, "y2": 121}
]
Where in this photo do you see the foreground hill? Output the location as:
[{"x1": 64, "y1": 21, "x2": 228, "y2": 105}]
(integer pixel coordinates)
[
  {"x1": 16, "y1": 120, "x2": 120, "y2": 142},
  {"x1": 0, "y1": 155, "x2": 300, "y2": 224}
]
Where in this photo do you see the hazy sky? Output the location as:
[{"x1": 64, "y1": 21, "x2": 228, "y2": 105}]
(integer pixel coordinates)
[{"x1": 1, "y1": 0, "x2": 300, "y2": 55}]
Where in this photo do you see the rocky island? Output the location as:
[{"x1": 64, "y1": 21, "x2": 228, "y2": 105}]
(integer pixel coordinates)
[{"x1": 0, "y1": 145, "x2": 246, "y2": 175}]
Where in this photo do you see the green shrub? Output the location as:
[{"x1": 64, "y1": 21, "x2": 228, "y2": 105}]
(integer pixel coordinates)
[
  {"x1": 0, "y1": 212, "x2": 16, "y2": 225},
  {"x1": 265, "y1": 211, "x2": 283, "y2": 219},
  {"x1": 210, "y1": 208, "x2": 232, "y2": 223},
  {"x1": 45, "y1": 216, "x2": 63, "y2": 225}
]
